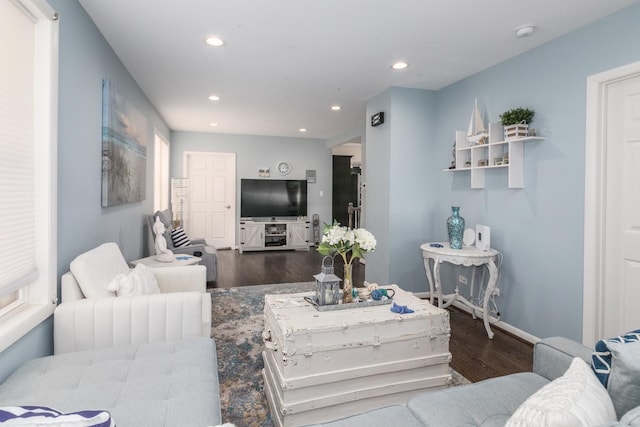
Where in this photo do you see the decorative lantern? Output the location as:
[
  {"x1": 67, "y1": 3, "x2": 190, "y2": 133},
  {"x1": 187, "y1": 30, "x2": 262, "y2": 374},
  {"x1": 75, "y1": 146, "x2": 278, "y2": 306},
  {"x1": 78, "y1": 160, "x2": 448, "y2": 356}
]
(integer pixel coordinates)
[{"x1": 314, "y1": 256, "x2": 342, "y2": 306}]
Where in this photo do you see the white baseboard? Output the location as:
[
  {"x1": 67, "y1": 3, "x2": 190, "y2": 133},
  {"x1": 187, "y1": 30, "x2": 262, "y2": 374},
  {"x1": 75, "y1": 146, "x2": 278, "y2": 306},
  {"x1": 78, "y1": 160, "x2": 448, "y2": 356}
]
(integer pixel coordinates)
[{"x1": 413, "y1": 291, "x2": 539, "y2": 344}]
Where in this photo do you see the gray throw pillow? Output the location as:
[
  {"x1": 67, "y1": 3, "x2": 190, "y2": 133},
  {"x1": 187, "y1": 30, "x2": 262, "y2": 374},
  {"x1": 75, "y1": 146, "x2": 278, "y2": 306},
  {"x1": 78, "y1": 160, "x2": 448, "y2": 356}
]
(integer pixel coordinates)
[{"x1": 608, "y1": 340, "x2": 640, "y2": 418}]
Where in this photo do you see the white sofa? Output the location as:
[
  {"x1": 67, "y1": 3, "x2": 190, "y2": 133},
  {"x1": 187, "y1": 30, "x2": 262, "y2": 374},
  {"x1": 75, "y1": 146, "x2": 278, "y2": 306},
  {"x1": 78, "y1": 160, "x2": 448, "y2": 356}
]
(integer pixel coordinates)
[
  {"x1": 0, "y1": 242, "x2": 222, "y2": 426},
  {"x1": 55, "y1": 242, "x2": 212, "y2": 353}
]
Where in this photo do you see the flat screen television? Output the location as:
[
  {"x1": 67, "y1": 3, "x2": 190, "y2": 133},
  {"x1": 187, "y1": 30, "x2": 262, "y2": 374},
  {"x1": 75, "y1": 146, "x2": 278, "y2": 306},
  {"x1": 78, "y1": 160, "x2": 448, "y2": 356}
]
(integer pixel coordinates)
[{"x1": 241, "y1": 179, "x2": 308, "y2": 219}]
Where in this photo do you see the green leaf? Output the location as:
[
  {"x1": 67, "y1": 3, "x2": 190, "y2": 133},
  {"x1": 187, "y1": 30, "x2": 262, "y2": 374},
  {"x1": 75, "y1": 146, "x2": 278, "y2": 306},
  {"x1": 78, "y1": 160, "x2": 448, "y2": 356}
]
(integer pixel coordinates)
[
  {"x1": 316, "y1": 244, "x2": 336, "y2": 256},
  {"x1": 351, "y1": 245, "x2": 364, "y2": 259}
]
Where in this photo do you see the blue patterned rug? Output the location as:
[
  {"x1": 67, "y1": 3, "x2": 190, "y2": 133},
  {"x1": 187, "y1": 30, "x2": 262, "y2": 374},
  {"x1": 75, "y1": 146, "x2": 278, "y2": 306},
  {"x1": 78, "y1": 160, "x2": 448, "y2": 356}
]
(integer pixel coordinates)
[{"x1": 209, "y1": 282, "x2": 469, "y2": 427}]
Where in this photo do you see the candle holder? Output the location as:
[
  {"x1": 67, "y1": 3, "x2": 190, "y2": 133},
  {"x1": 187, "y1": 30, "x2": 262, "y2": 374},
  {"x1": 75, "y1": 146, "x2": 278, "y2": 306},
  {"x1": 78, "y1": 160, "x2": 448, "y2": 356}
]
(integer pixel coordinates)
[{"x1": 313, "y1": 256, "x2": 342, "y2": 306}]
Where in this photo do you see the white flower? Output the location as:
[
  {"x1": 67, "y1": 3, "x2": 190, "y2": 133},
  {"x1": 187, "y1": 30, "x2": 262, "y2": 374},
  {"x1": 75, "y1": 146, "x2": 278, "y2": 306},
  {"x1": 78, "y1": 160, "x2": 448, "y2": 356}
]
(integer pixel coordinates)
[
  {"x1": 317, "y1": 221, "x2": 376, "y2": 264},
  {"x1": 323, "y1": 224, "x2": 348, "y2": 245},
  {"x1": 354, "y1": 228, "x2": 376, "y2": 252}
]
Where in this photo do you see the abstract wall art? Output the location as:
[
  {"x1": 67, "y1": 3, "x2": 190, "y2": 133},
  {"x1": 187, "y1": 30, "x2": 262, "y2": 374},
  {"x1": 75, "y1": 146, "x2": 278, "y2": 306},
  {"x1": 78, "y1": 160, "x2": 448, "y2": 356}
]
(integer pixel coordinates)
[{"x1": 101, "y1": 79, "x2": 147, "y2": 207}]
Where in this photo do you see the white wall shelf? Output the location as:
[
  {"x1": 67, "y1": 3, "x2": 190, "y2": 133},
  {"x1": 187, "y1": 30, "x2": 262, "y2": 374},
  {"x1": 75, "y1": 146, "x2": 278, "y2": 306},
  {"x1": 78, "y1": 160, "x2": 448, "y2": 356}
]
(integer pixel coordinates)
[{"x1": 444, "y1": 122, "x2": 544, "y2": 188}]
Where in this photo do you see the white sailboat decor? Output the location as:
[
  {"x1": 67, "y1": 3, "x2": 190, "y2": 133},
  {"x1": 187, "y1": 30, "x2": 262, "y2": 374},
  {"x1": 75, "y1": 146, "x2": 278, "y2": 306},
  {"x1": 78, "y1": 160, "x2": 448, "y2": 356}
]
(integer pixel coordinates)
[{"x1": 467, "y1": 98, "x2": 489, "y2": 144}]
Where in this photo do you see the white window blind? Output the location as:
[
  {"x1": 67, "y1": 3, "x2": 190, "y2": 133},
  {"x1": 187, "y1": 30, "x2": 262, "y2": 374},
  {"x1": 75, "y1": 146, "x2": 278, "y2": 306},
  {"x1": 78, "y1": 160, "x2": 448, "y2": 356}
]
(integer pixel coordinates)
[{"x1": 0, "y1": 0, "x2": 39, "y2": 298}]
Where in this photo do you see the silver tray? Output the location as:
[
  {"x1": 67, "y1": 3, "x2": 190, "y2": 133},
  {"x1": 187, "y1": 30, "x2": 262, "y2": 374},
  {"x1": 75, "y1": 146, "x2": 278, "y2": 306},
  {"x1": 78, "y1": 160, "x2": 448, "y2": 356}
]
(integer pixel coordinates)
[{"x1": 304, "y1": 295, "x2": 392, "y2": 311}]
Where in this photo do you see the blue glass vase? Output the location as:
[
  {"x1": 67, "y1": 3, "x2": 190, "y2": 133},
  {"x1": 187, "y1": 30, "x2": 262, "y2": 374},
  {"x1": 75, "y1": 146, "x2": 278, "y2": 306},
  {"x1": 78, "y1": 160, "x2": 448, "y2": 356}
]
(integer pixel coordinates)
[{"x1": 447, "y1": 206, "x2": 465, "y2": 249}]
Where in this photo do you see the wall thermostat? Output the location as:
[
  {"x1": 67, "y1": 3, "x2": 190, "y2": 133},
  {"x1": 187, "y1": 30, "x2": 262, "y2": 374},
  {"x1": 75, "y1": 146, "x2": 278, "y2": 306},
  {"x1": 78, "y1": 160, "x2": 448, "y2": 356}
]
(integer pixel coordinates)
[
  {"x1": 371, "y1": 112, "x2": 384, "y2": 127},
  {"x1": 476, "y1": 225, "x2": 491, "y2": 250}
]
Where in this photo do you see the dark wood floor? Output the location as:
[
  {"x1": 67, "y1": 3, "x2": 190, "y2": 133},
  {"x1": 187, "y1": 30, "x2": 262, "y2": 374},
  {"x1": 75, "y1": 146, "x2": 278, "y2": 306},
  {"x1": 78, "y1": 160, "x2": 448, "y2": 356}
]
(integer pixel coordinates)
[{"x1": 210, "y1": 248, "x2": 533, "y2": 383}]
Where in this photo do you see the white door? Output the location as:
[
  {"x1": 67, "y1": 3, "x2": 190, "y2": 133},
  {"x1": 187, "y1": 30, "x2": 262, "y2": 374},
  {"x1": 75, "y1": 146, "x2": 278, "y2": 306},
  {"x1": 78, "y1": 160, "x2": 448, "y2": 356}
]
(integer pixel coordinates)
[
  {"x1": 584, "y1": 64, "x2": 640, "y2": 345},
  {"x1": 603, "y1": 76, "x2": 640, "y2": 337},
  {"x1": 185, "y1": 152, "x2": 236, "y2": 249}
]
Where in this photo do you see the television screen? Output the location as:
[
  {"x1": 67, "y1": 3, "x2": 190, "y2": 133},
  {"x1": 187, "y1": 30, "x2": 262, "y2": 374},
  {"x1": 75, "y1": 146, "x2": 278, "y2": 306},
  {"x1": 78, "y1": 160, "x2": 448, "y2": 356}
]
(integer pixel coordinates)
[{"x1": 241, "y1": 179, "x2": 308, "y2": 219}]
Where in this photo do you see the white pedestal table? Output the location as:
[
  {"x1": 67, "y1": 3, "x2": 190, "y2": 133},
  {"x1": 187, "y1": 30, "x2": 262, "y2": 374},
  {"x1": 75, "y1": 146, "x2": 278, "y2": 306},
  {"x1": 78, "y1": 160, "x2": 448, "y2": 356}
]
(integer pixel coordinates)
[{"x1": 420, "y1": 242, "x2": 499, "y2": 339}]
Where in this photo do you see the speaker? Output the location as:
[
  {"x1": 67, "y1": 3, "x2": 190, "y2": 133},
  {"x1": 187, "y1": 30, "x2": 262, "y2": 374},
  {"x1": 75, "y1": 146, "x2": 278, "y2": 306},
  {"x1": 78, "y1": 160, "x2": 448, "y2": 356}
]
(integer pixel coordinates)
[{"x1": 476, "y1": 225, "x2": 491, "y2": 250}]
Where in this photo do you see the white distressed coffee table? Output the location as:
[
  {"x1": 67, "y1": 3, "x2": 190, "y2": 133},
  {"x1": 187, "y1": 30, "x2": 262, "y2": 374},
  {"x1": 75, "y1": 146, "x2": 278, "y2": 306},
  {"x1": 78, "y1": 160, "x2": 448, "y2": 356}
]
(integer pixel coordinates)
[{"x1": 262, "y1": 284, "x2": 451, "y2": 427}]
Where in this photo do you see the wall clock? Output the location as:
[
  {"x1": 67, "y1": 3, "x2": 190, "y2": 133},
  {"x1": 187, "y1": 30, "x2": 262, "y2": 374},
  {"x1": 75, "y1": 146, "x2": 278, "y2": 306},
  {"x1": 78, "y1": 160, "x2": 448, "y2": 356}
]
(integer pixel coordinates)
[{"x1": 277, "y1": 161, "x2": 291, "y2": 175}]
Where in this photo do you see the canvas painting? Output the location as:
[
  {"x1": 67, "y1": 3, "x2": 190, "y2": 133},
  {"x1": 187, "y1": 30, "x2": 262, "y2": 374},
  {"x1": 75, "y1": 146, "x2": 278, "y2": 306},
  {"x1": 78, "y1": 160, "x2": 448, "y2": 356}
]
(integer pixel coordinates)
[{"x1": 101, "y1": 79, "x2": 147, "y2": 207}]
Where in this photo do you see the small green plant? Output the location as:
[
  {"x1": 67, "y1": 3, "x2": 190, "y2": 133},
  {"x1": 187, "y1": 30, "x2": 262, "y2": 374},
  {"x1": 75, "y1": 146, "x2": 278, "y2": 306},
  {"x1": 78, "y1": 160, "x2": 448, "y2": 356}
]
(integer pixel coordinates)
[{"x1": 499, "y1": 108, "x2": 535, "y2": 126}]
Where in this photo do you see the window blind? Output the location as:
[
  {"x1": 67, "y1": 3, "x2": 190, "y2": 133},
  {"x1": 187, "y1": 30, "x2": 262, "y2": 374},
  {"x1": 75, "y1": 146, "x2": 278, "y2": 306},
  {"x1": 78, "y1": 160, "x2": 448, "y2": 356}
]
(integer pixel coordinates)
[{"x1": 0, "y1": 0, "x2": 39, "y2": 298}]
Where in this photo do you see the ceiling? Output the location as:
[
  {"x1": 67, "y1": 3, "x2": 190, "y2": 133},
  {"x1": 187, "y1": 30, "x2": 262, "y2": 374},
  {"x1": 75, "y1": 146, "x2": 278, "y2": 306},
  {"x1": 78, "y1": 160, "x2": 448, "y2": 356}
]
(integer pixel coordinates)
[{"x1": 79, "y1": 0, "x2": 637, "y2": 140}]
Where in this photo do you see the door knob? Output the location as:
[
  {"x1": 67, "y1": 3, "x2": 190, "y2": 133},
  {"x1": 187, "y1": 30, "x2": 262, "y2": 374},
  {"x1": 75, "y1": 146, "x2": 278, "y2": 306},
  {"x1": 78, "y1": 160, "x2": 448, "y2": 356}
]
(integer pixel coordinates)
[{"x1": 225, "y1": 205, "x2": 231, "y2": 209}]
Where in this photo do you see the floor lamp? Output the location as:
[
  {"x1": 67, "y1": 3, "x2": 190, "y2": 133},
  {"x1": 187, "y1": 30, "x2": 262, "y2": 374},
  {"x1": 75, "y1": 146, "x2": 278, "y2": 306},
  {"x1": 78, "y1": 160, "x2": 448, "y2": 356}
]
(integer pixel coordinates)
[{"x1": 170, "y1": 177, "x2": 189, "y2": 228}]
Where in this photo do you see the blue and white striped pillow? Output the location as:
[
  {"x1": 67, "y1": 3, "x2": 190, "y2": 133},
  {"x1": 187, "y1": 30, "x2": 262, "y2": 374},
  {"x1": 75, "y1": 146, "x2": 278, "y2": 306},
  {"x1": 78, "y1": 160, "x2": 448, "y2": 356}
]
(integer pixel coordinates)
[
  {"x1": 0, "y1": 406, "x2": 114, "y2": 426},
  {"x1": 171, "y1": 227, "x2": 192, "y2": 248},
  {"x1": 592, "y1": 329, "x2": 640, "y2": 387}
]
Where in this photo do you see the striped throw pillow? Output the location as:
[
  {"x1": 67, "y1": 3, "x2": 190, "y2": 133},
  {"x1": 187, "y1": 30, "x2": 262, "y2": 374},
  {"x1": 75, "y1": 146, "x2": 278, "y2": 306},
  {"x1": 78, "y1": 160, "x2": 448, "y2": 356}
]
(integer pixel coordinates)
[
  {"x1": 171, "y1": 227, "x2": 192, "y2": 247},
  {"x1": 592, "y1": 329, "x2": 640, "y2": 387},
  {"x1": 0, "y1": 406, "x2": 114, "y2": 426}
]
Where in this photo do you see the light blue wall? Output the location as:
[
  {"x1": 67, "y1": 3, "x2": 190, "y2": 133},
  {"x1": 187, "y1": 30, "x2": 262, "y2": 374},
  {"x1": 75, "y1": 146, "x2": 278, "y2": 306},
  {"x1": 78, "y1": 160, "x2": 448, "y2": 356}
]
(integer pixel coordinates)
[
  {"x1": 428, "y1": 3, "x2": 640, "y2": 341},
  {"x1": 0, "y1": 319, "x2": 53, "y2": 383},
  {"x1": 53, "y1": 0, "x2": 169, "y2": 271},
  {"x1": 365, "y1": 88, "x2": 436, "y2": 288},
  {"x1": 0, "y1": 0, "x2": 170, "y2": 381},
  {"x1": 389, "y1": 88, "x2": 437, "y2": 290},
  {"x1": 364, "y1": 90, "x2": 392, "y2": 283},
  {"x1": 170, "y1": 132, "x2": 333, "y2": 239},
  {"x1": 364, "y1": 3, "x2": 640, "y2": 341}
]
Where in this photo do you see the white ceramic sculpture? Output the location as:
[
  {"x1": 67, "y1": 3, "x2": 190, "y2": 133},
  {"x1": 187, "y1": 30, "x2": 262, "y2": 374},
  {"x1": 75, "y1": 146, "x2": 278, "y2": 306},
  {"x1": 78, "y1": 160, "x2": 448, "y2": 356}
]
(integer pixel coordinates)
[{"x1": 153, "y1": 216, "x2": 175, "y2": 262}]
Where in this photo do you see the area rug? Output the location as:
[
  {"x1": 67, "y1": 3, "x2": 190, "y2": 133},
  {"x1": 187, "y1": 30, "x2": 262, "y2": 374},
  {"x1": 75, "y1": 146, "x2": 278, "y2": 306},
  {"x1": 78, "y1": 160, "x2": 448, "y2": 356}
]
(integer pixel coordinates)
[{"x1": 209, "y1": 282, "x2": 470, "y2": 427}]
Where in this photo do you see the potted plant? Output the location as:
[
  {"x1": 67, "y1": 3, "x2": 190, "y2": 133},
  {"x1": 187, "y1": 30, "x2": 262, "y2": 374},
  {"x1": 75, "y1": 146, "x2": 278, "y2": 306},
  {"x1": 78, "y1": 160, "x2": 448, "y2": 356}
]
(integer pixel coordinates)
[{"x1": 499, "y1": 108, "x2": 535, "y2": 139}]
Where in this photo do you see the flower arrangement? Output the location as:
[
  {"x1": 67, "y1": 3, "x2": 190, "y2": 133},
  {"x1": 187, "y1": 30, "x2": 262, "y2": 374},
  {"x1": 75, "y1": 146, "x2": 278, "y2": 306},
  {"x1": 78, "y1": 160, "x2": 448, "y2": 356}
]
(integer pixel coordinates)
[
  {"x1": 317, "y1": 221, "x2": 376, "y2": 303},
  {"x1": 317, "y1": 221, "x2": 376, "y2": 263}
]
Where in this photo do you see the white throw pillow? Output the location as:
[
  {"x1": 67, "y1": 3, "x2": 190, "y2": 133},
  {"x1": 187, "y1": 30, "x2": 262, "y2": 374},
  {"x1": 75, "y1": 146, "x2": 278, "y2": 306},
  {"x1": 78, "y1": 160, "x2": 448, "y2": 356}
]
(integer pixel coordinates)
[
  {"x1": 0, "y1": 406, "x2": 114, "y2": 426},
  {"x1": 107, "y1": 264, "x2": 160, "y2": 297},
  {"x1": 506, "y1": 357, "x2": 617, "y2": 427}
]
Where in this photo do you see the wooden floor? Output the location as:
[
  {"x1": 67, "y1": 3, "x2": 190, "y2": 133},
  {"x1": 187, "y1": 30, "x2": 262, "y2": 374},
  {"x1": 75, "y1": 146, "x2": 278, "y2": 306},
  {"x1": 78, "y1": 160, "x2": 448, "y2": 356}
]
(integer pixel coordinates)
[{"x1": 210, "y1": 248, "x2": 533, "y2": 383}]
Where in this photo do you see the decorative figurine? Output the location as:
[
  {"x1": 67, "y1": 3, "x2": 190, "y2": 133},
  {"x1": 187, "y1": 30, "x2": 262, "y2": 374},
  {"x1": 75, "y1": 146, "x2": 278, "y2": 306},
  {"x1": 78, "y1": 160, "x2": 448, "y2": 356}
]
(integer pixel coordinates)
[{"x1": 153, "y1": 216, "x2": 175, "y2": 263}]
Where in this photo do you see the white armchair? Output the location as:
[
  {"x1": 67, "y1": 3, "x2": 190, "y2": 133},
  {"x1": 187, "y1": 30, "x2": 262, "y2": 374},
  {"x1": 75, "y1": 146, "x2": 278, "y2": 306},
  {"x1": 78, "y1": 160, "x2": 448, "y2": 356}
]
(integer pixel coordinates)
[{"x1": 55, "y1": 242, "x2": 212, "y2": 354}]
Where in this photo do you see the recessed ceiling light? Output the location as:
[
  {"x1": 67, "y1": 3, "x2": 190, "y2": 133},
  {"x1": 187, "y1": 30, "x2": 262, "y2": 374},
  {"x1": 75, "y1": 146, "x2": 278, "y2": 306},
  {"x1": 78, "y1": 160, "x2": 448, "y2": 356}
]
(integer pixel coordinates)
[
  {"x1": 205, "y1": 36, "x2": 225, "y2": 47},
  {"x1": 391, "y1": 61, "x2": 409, "y2": 70},
  {"x1": 514, "y1": 24, "x2": 536, "y2": 38},
  {"x1": 331, "y1": 105, "x2": 341, "y2": 111},
  {"x1": 209, "y1": 122, "x2": 219, "y2": 127},
  {"x1": 208, "y1": 95, "x2": 220, "y2": 101},
  {"x1": 299, "y1": 128, "x2": 307, "y2": 133}
]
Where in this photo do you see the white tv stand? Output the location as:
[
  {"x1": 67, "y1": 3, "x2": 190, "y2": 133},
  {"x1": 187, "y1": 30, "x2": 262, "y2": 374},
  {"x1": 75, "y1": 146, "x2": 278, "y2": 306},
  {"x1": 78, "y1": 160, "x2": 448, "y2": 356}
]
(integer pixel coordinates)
[{"x1": 239, "y1": 219, "x2": 311, "y2": 253}]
